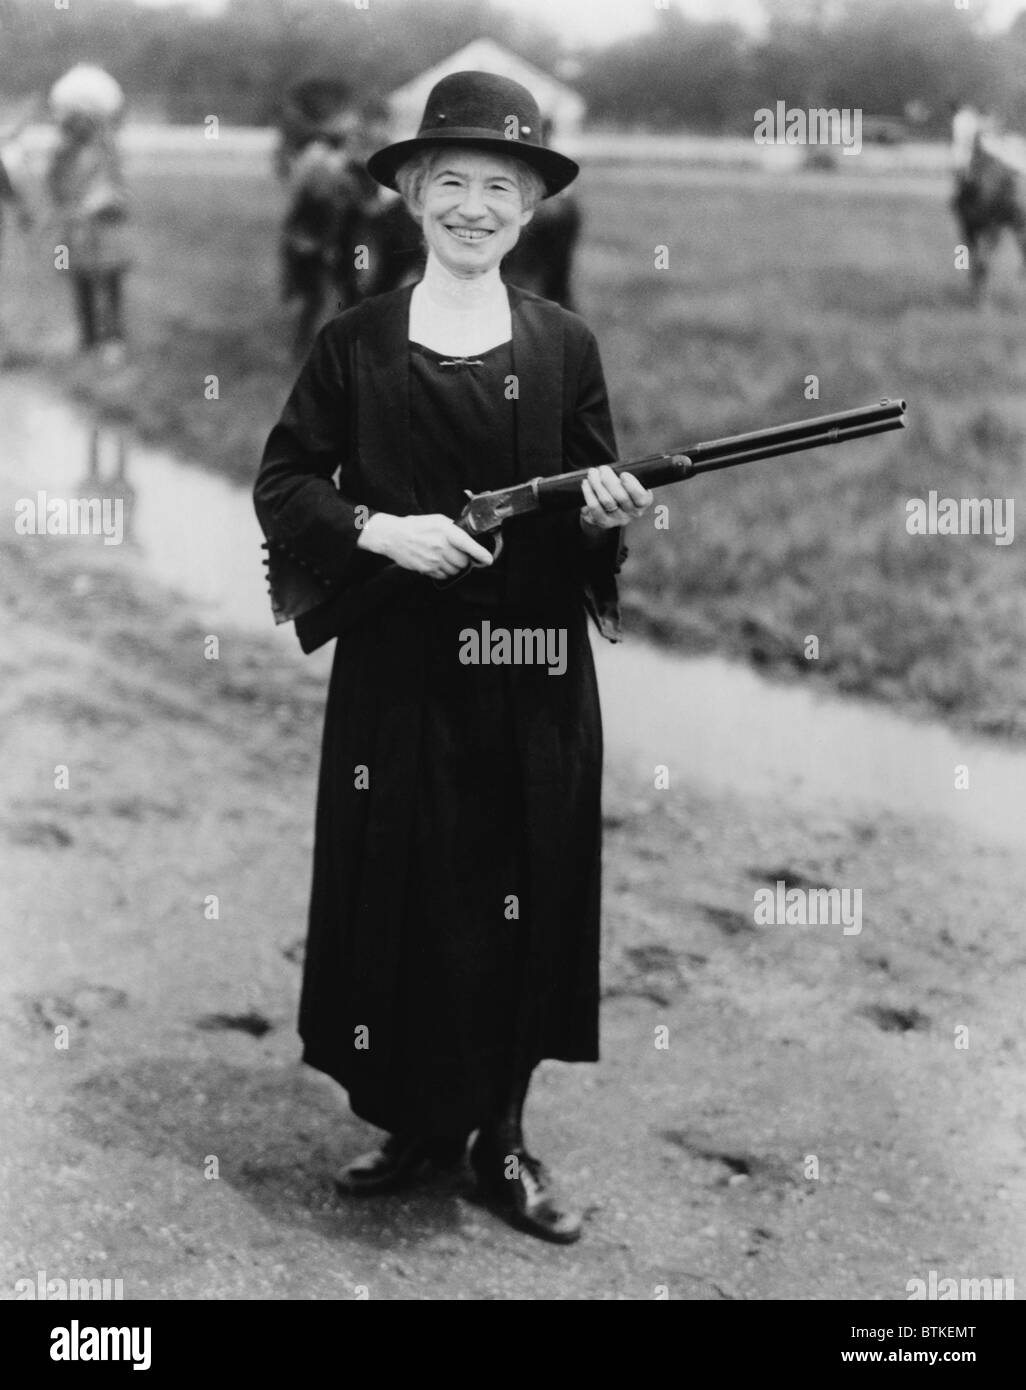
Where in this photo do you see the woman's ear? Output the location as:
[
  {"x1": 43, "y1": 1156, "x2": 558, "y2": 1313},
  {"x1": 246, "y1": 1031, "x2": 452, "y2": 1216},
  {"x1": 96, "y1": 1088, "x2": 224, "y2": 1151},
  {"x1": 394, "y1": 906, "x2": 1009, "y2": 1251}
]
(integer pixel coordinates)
[{"x1": 519, "y1": 207, "x2": 535, "y2": 228}]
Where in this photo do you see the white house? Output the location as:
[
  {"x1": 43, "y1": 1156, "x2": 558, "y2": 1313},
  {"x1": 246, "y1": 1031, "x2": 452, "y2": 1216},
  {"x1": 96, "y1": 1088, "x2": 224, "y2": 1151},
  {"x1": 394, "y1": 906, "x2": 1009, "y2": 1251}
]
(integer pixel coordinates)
[{"x1": 386, "y1": 38, "x2": 585, "y2": 144}]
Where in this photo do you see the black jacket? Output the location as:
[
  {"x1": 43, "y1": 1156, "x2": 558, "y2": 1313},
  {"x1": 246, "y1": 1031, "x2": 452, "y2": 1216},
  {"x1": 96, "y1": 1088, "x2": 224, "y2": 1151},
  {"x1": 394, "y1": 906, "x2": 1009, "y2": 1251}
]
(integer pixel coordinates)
[{"x1": 254, "y1": 281, "x2": 626, "y2": 650}]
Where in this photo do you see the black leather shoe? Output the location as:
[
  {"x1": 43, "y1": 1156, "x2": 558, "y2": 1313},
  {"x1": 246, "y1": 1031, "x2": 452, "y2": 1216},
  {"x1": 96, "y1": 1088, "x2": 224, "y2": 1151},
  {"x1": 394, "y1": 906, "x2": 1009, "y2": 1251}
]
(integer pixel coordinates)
[
  {"x1": 335, "y1": 1133, "x2": 468, "y2": 1196},
  {"x1": 470, "y1": 1138, "x2": 583, "y2": 1244}
]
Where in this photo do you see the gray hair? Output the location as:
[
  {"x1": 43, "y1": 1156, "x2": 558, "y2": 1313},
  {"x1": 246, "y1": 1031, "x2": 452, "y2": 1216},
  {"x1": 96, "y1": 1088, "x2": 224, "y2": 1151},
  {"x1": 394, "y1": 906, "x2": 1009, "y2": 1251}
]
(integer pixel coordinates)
[{"x1": 394, "y1": 147, "x2": 546, "y2": 215}]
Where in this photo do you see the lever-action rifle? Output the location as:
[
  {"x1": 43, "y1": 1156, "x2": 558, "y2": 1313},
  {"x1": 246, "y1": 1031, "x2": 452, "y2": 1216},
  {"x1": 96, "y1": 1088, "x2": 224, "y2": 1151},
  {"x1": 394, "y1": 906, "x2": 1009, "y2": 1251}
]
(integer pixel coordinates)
[
  {"x1": 280, "y1": 397, "x2": 907, "y2": 653},
  {"x1": 456, "y1": 397, "x2": 906, "y2": 544}
]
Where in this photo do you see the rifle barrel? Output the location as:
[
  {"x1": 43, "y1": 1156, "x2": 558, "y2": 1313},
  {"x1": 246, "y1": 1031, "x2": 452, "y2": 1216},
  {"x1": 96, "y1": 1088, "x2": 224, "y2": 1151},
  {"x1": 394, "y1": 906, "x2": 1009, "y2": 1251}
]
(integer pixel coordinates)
[
  {"x1": 296, "y1": 399, "x2": 907, "y2": 651},
  {"x1": 533, "y1": 398, "x2": 907, "y2": 505}
]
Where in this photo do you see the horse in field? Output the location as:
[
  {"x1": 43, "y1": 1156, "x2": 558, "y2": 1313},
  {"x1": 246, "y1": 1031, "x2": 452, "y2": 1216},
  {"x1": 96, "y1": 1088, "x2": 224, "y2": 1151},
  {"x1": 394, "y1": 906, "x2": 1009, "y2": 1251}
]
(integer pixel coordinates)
[{"x1": 952, "y1": 139, "x2": 1026, "y2": 302}]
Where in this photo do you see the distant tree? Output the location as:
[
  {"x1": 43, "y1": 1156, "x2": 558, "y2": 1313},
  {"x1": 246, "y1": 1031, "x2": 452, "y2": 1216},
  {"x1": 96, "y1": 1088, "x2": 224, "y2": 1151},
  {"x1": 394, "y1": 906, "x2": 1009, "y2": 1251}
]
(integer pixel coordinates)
[
  {"x1": 581, "y1": 0, "x2": 1012, "y2": 136},
  {"x1": 0, "y1": 0, "x2": 1018, "y2": 135},
  {"x1": 578, "y1": 9, "x2": 751, "y2": 131},
  {"x1": 807, "y1": 0, "x2": 1005, "y2": 127},
  {"x1": 0, "y1": 0, "x2": 564, "y2": 125}
]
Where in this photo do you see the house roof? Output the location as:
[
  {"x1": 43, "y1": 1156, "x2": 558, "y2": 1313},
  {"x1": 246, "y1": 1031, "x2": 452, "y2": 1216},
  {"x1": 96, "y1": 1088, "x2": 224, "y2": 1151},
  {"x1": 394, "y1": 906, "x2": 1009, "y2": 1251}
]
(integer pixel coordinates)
[{"x1": 388, "y1": 38, "x2": 584, "y2": 123}]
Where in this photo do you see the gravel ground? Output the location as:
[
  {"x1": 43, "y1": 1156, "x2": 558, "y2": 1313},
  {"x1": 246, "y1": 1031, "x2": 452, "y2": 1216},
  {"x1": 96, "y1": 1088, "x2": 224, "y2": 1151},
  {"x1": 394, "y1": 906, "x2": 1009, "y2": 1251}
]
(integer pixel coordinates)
[{"x1": 2, "y1": 528, "x2": 1023, "y2": 1301}]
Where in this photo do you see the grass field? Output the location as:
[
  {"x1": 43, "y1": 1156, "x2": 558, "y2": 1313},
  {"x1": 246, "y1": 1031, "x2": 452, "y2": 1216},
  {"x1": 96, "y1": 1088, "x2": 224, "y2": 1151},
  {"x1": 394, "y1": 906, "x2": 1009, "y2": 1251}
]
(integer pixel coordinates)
[{"x1": 5, "y1": 157, "x2": 1026, "y2": 735}]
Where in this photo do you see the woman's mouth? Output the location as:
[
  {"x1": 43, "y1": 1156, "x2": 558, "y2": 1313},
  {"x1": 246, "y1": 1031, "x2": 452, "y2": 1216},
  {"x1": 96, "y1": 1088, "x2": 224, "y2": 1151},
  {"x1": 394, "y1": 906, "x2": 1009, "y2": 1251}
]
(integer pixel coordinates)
[{"x1": 445, "y1": 226, "x2": 494, "y2": 242}]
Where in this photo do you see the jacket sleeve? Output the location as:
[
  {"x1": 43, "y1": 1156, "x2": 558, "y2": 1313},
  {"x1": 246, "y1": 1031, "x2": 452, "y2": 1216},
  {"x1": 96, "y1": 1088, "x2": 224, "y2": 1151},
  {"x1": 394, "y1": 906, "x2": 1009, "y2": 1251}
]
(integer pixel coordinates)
[
  {"x1": 254, "y1": 320, "x2": 371, "y2": 623},
  {"x1": 561, "y1": 325, "x2": 628, "y2": 643}
]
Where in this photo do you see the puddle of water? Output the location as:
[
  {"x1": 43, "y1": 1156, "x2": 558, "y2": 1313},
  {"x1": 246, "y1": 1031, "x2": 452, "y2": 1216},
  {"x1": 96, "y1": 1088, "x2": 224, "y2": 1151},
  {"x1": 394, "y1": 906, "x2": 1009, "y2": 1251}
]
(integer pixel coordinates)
[
  {"x1": 3, "y1": 375, "x2": 1023, "y2": 844},
  {"x1": 593, "y1": 640, "x2": 1024, "y2": 845},
  {"x1": 2, "y1": 376, "x2": 271, "y2": 635}
]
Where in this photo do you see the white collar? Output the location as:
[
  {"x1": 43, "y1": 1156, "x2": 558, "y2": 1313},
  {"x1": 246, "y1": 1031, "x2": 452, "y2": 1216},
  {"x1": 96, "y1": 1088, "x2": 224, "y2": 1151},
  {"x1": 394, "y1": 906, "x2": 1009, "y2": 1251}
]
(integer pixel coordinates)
[
  {"x1": 409, "y1": 253, "x2": 511, "y2": 355},
  {"x1": 418, "y1": 252, "x2": 507, "y2": 313}
]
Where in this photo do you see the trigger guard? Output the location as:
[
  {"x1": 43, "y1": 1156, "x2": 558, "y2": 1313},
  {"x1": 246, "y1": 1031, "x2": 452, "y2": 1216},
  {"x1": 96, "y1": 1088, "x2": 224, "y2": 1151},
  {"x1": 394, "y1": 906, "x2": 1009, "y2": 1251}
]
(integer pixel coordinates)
[
  {"x1": 474, "y1": 531, "x2": 503, "y2": 567},
  {"x1": 430, "y1": 529, "x2": 503, "y2": 590}
]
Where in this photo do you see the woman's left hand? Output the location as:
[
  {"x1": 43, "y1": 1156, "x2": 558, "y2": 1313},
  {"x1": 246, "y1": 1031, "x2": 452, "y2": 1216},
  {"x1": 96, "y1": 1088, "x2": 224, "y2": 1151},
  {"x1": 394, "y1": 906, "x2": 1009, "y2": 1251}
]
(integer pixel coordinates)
[{"x1": 580, "y1": 466, "x2": 654, "y2": 530}]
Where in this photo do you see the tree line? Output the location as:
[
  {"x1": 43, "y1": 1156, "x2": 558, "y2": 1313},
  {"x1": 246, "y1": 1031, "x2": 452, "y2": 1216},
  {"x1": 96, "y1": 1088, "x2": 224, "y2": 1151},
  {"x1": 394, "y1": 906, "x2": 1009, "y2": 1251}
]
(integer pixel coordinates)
[{"x1": 0, "y1": 0, "x2": 1022, "y2": 135}]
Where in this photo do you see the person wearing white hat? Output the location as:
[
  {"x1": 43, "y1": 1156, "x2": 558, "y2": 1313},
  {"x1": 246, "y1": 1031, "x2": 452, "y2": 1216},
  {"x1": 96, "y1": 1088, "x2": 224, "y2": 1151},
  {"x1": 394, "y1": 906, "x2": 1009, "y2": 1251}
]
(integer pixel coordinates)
[
  {"x1": 46, "y1": 67, "x2": 131, "y2": 363},
  {"x1": 50, "y1": 64, "x2": 125, "y2": 123}
]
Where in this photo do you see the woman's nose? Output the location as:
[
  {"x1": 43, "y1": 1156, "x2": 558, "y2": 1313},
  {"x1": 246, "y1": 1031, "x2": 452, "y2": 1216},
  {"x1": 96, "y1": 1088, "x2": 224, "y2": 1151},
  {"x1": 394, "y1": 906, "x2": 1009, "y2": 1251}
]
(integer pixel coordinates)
[{"x1": 457, "y1": 183, "x2": 487, "y2": 216}]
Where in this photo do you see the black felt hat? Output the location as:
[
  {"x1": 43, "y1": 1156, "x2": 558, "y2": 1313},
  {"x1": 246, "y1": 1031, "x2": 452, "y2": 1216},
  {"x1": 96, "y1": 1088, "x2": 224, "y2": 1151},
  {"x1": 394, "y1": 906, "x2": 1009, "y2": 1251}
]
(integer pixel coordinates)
[{"x1": 366, "y1": 70, "x2": 579, "y2": 199}]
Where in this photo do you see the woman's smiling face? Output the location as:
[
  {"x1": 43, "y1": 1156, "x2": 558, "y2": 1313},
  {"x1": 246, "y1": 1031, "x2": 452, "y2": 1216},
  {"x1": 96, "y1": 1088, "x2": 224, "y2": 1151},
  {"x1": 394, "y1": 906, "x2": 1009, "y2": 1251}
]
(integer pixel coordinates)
[{"x1": 417, "y1": 150, "x2": 535, "y2": 278}]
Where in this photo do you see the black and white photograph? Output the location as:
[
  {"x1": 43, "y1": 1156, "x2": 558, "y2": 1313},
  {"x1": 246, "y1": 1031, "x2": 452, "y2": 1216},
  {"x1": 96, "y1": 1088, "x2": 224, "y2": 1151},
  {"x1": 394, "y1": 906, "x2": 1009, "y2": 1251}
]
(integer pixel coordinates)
[{"x1": 1, "y1": 0, "x2": 1024, "y2": 1336}]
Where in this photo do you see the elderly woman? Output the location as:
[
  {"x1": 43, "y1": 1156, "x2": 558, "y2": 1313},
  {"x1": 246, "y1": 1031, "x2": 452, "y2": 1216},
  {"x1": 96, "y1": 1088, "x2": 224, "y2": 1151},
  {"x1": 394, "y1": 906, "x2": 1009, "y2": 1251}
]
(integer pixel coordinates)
[{"x1": 254, "y1": 71, "x2": 651, "y2": 1244}]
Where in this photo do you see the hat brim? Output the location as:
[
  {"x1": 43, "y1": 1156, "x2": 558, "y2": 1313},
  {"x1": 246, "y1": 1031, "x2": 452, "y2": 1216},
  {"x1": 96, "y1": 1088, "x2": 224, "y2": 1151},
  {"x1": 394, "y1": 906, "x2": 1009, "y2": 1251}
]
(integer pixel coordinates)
[{"x1": 366, "y1": 131, "x2": 579, "y2": 199}]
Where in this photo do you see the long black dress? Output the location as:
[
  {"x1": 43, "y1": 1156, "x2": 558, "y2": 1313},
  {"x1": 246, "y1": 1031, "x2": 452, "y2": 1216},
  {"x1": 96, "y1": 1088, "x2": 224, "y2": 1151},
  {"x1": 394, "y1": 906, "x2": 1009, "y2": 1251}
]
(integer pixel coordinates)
[{"x1": 299, "y1": 336, "x2": 605, "y2": 1139}]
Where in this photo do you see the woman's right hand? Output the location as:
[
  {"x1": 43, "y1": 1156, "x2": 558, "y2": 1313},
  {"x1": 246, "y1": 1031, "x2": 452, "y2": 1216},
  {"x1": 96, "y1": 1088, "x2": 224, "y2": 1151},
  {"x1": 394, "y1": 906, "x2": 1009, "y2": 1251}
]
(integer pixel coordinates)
[{"x1": 358, "y1": 512, "x2": 493, "y2": 580}]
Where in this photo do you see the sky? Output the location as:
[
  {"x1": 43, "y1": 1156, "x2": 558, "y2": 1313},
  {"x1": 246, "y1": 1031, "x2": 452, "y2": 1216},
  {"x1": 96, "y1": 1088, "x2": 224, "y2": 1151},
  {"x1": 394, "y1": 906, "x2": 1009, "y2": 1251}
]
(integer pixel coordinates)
[
  {"x1": 133, "y1": 0, "x2": 1026, "y2": 43},
  {"x1": 132, "y1": 0, "x2": 747, "y2": 35},
  {"x1": 492, "y1": 0, "x2": 763, "y2": 45}
]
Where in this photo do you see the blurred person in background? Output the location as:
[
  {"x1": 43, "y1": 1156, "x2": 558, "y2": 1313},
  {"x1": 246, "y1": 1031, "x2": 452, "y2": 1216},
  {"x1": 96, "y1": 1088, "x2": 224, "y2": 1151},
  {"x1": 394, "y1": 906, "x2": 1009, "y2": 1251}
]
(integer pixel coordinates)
[
  {"x1": 344, "y1": 94, "x2": 394, "y2": 177},
  {"x1": 255, "y1": 71, "x2": 652, "y2": 1245},
  {"x1": 949, "y1": 97, "x2": 1026, "y2": 297},
  {"x1": 0, "y1": 110, "x2": 35, "y2": 358},
  {"x1": 46, "y1": 64, "x2": 132, "y2": 366},
  {"x1": 951, "y1": 99, "x2": 983, "y2": 184},
  {"x1": 275, "y1": 76, "x2": 352, "y2": 181},
  {"x1": 334, "y1": 95, "x2": 422, "y2": 302},
  {"x1": 280, "y1": 112, "x2": 362, "y2": 358},
  {"x1": 0, "y1": 134, "x2": 33, "y2": 237},
  {"x1": 949, "y1": 99, "x2": 1003, "y2": 190}
]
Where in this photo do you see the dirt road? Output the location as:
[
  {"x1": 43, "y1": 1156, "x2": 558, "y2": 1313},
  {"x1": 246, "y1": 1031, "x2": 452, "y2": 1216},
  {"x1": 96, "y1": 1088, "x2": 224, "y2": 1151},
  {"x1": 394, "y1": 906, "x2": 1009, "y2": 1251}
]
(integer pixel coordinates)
[{"x1": 2, "y1": 499, "x2": 1023, "y2": 1301}]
